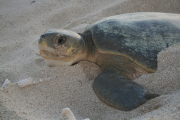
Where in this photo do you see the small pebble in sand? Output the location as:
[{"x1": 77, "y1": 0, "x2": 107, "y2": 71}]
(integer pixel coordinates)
[
  {"x1": 2, "y1": 79, "x2": 11, "y2": 87},
  {"x1": 17, "y1": 78, "x2": 33, "y2": 88},
  {"x1": 61, "y1": 107, "x2": 90, "y2": 120}
]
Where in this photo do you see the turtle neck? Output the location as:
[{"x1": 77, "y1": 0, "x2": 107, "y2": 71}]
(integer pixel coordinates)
[{"x1": 78, "y1": 32, "x2": 97, "y2": 61}]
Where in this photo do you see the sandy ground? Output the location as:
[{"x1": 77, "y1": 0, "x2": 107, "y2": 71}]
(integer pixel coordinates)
[{"x1": 0, "y1": 0, "x2": 180, "y2": 120}]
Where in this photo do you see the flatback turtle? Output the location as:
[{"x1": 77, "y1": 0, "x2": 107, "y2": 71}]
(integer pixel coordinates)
[{"x1": 38, "y1": 12, "x2": 180, "y2": 111}]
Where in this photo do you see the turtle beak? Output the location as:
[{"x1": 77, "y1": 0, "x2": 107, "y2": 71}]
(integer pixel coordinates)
[{"x1": 38, "y1": 33, "x2": 56, "y2": 53}]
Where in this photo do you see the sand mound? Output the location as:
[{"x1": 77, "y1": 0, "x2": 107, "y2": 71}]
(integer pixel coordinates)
[{"x1": 0, "y1": 0, "x2": 180, "y2": 119}]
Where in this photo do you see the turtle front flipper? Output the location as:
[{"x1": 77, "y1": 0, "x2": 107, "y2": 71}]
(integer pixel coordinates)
[{"x1": 93, "y1": 71, "x2": 158, "y2": 111}]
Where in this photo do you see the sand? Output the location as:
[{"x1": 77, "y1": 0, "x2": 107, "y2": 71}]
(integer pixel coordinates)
[{"x1": 0, "y1": 0, "x2": 180, "y2": 119}]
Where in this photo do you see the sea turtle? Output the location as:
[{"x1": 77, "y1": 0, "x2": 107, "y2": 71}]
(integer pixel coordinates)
[{"x1": 38, "y1": 12, "x2": 180, "y2": 111}]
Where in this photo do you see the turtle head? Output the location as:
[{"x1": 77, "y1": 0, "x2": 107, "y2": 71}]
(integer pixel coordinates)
[{"x1": 38, "y1": 29, "x2": 86, "y2": 66}]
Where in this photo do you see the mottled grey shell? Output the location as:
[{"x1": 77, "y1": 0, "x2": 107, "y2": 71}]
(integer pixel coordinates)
[{"x1": 84, "y1": 12, "x2": 180, "y2": 71}]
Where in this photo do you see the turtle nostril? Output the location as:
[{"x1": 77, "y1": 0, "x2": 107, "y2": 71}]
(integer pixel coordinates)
[{"x1": 40, "y1": 34, "x2": 46, "y2": 39}]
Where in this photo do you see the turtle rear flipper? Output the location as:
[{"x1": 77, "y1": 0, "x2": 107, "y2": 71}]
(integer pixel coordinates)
[{"x1": 93, "y1": 71, "x2": 157, "y2": 111}]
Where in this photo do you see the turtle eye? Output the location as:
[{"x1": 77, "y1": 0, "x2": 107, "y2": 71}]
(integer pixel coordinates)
[{"x1": 58, "y1": 36, "x2": 66, "y2": 45}]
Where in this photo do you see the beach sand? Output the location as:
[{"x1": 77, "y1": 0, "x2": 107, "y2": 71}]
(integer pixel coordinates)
[{"x1": 0, "y1": 0, "x2": 180, "y2": 119}]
